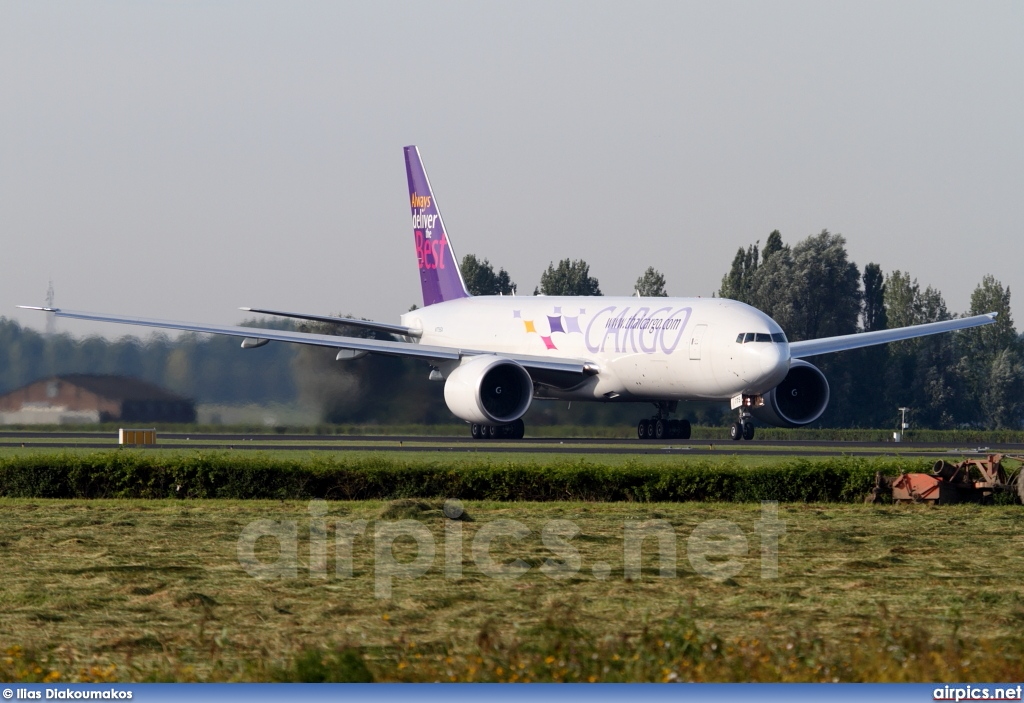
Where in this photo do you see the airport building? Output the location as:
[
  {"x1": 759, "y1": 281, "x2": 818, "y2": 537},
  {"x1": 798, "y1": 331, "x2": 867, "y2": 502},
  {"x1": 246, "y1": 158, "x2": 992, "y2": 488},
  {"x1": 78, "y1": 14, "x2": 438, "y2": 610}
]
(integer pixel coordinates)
[{"x1": 0, "y1": 374, "x2": 196, "y2": 425}]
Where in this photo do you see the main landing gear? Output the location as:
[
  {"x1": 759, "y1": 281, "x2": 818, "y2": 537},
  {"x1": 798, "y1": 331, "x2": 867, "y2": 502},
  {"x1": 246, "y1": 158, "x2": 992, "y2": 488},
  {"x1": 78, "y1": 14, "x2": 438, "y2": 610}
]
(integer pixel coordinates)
[
  {"x1": 470, "y1": 418, "x2": 525, "y2": 440},
  {"x1": 729, "y1": 412, "x2": 756, "y2": 441},
  {"x1": 636, "y1": 402, "x2": 692, "y2": 440}
]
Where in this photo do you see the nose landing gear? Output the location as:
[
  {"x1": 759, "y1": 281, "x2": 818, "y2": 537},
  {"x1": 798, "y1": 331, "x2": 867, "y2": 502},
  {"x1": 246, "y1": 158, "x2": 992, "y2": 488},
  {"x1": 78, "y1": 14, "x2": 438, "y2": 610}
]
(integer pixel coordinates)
[
  {"x1": 637, "y1": 402, "x2": 691, "y2": 440},
  {"x1": 729, "y1": 412, "x2": 755, "y2": 441}
]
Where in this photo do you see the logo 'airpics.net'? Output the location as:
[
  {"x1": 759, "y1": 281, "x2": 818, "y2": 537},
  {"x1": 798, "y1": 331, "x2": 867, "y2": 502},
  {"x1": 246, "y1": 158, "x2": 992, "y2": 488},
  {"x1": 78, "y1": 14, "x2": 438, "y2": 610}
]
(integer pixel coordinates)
[
  {"x1": 410, "y1": 192, "x2": 447, "y2": 270},
  {"x1": 517, "y1": 305, "x2": 693, "y2": 355}
]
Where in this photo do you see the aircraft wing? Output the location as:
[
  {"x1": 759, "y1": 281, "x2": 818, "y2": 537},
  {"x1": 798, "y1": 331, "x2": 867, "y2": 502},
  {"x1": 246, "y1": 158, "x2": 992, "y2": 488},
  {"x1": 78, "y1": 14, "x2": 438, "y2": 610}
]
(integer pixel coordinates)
[
  {"x1": 789, "y1": 312, "x2": 997, "y2": 359},
  {"x1": 18, "y1": 307, "x2": 596, "y2": 377},
  {"x1": 239, "y1": 306, "x2": 422, "y2": 338}
]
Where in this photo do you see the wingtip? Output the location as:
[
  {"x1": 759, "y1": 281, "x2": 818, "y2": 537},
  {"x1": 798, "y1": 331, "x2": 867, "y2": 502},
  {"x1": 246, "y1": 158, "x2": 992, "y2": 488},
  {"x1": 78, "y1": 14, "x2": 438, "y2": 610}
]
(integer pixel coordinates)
[
  {"x1": 17, "y1": 305, "x2": 57, "y2": 312},
  {"x1": 239, "y1": 307, "x2": 252, "y2": 311}
]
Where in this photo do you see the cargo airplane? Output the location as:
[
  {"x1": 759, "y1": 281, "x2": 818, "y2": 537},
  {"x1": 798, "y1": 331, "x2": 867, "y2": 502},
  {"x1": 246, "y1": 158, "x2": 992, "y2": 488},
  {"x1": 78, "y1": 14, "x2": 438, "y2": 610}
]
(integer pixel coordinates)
[{"x1": 22, "y1": 146, "x2": 997, "y2": 440}]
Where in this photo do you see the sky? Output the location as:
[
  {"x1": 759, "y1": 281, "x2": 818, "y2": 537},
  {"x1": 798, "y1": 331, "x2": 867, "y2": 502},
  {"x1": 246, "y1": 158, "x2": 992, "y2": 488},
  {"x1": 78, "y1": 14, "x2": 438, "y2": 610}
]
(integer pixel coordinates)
[{"x1": 2, "y1": 1, "x2": 1022, "y2": 339}]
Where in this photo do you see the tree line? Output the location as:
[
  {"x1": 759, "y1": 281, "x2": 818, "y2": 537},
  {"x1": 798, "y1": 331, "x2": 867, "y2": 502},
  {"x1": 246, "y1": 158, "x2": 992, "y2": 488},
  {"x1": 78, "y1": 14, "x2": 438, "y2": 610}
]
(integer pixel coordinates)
[
  {"x1": 460, "y1": 254, "x2": 666, "y2": 297},
  {"x1": 455, "y1": 240, "x2": 1022, "y2": 429},
  {"x1": 0, "y1": 319, "x2": 298, "y2": 406},
  {"x1": 1, "y1": 234, "x2": 1019, "y2": 429},
  {"x1": 716, "y1": 230, "x2": 1021, "y2": 429}
]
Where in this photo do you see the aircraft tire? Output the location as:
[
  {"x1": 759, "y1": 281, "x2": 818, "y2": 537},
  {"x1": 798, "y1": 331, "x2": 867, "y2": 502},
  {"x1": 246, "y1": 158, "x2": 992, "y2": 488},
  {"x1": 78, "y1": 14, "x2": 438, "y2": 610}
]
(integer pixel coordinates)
[
  {"x1": 680, "y1": 419, "x2": 691, "y2": 440},
  {"x1": 471, "y1": 423, "x2": 482, "y2": 439},
  {"x1": 730, "y1": 422, "x2": 743, "y2": 441},
  {"x1": 637, "y1": 420, "x2": 647, "y2": 439},
  {"x1": 485, "y1": 424, "x2": 497, "y2": 439},
  {"x1": 654, "y1": 419, "x2": 666, "y2": 440},
  {"x1": 512, "y1": 418, "x2": 525, "y2": 439},
  {"x1": 742, "y1": 422, "x2": 755, "y2": 441}
]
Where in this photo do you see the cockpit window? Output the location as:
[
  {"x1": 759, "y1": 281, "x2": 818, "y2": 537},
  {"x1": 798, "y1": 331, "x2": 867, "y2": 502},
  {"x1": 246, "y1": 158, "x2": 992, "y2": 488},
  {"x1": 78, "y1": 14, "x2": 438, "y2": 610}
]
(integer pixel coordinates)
[{"x1": 736, "y1": 332, "x2": 789, "y2": 344}]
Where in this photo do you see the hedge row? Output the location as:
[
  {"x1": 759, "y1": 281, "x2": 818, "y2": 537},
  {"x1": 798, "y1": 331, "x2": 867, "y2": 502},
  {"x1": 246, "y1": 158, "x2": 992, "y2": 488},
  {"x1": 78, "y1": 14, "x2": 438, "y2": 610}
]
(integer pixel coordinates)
[{"x1": 0, "y1": 452, "x2": 939, "y2": 502}]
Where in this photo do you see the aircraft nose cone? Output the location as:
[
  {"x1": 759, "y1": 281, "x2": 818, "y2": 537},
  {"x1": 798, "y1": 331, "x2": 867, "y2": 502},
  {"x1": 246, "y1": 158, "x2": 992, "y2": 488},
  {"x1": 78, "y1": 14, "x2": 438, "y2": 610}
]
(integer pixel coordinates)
[{"x1": 759, "y1": 344, "x2": 787, "y2": 381}]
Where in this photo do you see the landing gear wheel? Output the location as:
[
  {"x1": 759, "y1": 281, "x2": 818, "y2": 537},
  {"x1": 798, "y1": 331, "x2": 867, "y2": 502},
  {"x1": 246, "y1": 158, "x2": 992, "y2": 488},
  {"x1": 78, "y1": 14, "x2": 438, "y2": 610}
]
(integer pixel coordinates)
[
  {"x1": 511, "y1": 418, "x2": 525, "y2": 440},
  {"x1": 667, "y1": 419, "x2": 680, "y2": 439},
  {"x1": 471, "y1": 423, "x2": 482, "y2": 439},
  {"x1": 730, "y1": 422, "x2": 743, "y2": 441},
  {"x1": 742, "y1": 422, "x2": 755, "y2": 441},
  {"x1": 679, "y1": 419, "x2": 691, "y2": 440},
  {"x1": 485, "y1": 425, "x2": 497, "y2": 439},
  {"x1": 1016, "y1": 468, "x2": 1024, "y2": 505},
  {"x1": 654, "y1": 419, "x2": 666, "y2": 440}
]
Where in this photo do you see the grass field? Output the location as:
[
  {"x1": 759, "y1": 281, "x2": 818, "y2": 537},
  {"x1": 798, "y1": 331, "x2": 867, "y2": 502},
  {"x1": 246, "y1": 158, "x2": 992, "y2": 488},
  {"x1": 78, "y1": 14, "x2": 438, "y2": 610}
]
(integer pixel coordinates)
[{"x1": 3, "y1": 498, "x2": 1024, "y2": 682}]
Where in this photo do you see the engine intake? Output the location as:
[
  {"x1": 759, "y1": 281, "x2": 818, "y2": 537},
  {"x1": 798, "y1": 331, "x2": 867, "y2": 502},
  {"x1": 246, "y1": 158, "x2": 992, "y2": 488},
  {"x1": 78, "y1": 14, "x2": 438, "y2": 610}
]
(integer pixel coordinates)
[
  {"x1": 750, "y1": 359, "x2": 830, "y2": 428},
  {"x1": 443, "y1": 355, "x2": 533, "y2": 425}
]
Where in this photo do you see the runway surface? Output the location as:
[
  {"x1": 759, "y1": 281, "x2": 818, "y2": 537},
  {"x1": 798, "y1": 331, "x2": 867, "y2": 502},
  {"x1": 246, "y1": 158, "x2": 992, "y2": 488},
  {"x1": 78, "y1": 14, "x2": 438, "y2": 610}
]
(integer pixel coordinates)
[{"x1": 2, "y1": 430, "x2": 1022, "y2": 458}]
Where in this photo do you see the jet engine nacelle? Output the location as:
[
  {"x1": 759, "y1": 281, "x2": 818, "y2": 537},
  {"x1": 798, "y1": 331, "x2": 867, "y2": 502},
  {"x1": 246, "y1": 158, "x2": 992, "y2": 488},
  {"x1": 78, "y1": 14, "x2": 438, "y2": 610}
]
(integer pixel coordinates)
[
  {"x1": 443, "y1": 355, "x2": 534, "y2": 425},
  {"x1": 750, "y1": 359, "x2": 830, "y2": 428}
]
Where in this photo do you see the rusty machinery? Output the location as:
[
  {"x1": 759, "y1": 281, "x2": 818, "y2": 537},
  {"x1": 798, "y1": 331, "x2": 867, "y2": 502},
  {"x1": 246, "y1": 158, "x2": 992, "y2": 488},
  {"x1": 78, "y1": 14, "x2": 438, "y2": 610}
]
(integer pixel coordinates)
[{"x1": 867, "y1": 454, "x2": 1024, "y2": 505}]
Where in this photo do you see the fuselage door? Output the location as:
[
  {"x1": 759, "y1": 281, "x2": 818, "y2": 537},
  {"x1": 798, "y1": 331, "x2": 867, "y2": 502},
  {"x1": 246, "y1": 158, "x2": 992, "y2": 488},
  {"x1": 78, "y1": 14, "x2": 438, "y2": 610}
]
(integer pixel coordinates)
[{"x1": 689, "y1": 324, "x2": 708, "y2": 360}]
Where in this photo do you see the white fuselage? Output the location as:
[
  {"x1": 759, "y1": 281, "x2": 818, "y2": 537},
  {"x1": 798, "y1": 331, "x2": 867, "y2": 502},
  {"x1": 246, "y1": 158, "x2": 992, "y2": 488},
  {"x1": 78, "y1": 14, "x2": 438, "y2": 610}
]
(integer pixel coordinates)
[{"x1": 403, "y1": 296, "x2": 791, "y2": 402}]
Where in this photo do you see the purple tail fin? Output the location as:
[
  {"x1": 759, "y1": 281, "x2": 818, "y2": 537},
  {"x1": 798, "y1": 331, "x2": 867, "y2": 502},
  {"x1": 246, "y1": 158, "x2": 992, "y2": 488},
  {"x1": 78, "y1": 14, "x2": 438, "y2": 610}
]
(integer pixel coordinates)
[{"x1": 404, "y1": 146, "x2": 470, "y2": 307}]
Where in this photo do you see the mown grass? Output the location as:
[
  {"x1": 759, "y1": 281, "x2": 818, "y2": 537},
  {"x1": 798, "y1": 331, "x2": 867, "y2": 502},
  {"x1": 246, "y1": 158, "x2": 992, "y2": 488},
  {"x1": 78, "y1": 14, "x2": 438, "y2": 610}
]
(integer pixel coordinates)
[{"x1": 2, "y1": 499, "x2": 1024, "y2": 682}]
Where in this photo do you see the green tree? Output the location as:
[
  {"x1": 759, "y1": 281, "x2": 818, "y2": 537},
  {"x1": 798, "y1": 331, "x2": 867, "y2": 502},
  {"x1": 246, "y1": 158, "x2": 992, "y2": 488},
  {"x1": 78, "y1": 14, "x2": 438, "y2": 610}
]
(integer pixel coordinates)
[
  {"x1": 719, "y1": 231, "x2": 786, "y2": 303},
  {"x1": 883, "y1": 270, "x2": 920, "y2": 330},
  {"x1": 979, "y1": 348, "x2": 1024, "y2": 429},
  {"x1": 712, "y1": 238, "x2": 1024, "y2": 428},
  {"x1": 718, "y1": 242, "x2": 759, "y2": 301},
  {"x1": 862, "y1": 263, "x2": 887, "y2": 332},
  {"x1": 535, "y1": 259, "x2": 602, "y2": 296},
  {"x1": 961, "y1": 275, "x2": 1022, "y2": 428},
  {"x1": 762, "y1": 230, "x2": 784, "y2": 261},
  {"x1": 634, "y1": 267, "x2": 667, "y2": 297},
  {"x1": 882, "y1": 271, "x2": 960, "y2": 427},
  {"x1": 747, "y1": 238, "x2": 797, "y2": 333},
  {"x1": 788, "y1": 230, "x2": 862, "y2": 341},
  {"x1": 848, "y1": 263, "x2": 890, "y2": 427},
  {"x1": 460, "y1": 254, "x2": 516, "y2": 296},
  {"x1": 785, "y1": 231, "x2": 862, "y2": 424},
  {"x1": 716, "y1": 230, "x2": 863, "y2": 425},
  {"x1": 967, "y1": 275, "x2": 1017, "y2": 352},
  {"x1": 736, "y1": 230, "x2": 861, "y2": 342},
  {"x1": 0, "y1": 316, "x2": 297, "y2": 407}
]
